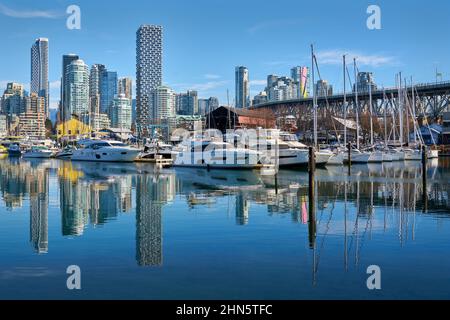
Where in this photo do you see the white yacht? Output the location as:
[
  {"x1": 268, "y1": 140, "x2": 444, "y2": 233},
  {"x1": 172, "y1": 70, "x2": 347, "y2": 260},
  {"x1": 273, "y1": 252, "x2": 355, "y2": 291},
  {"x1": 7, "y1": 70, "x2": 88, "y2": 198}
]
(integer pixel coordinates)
[
  {"x1": 404, "y1": 148, "x2": 422, "y2": 161},
  {"x1": 343, "y1": 149, "x2": 371, "y2": 164},
  {"x1": 138, "y1": 140, "x2": 177, "y2": 160},
  {"x1": 428, "y1": 149, "x2": 439, "y2": 159},
  {"x1": 55, "y1": 146, "x2": 76, "y2": 159},
  {"x1": 173, "y1": 140, "x2": 261, "y2": 169},
  {"x1": 23, "y1": 146, "x2": 54, "y2": 159},
  {"x1": 278, "y1": 133, "x2": 332, "y2": 166},
  {"x1": 71, "y1": 140, "x2": 140, "y2": 162}
]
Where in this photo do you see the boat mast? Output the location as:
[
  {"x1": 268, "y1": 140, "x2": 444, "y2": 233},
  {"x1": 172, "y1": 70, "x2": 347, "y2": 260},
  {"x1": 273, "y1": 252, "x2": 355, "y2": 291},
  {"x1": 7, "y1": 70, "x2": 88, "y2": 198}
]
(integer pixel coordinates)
[
  {"x1": 353, "y1": 58, "x2": 360, "y2": 150},
  {"x1": 405, "y1": 77, "x2": 410, "y2": 146},
  {"x1": 411, "y1": 77, "x2": 417, "y2": 145},
  {"x1": 383, "y1": 89, "x2": 388, "y2": 148},
  {"x1": 311, "y1": 44, "x2": 318, "y2": 148},
  {"x1": 343, "y1": 55, "x2": 347, "y2": 148},
  {"x1": 398, "y1": 72, "x2": 404, "y2": 148},
  {"x1": 369, "y1": 77, "x2": 374, "y2": 146}
]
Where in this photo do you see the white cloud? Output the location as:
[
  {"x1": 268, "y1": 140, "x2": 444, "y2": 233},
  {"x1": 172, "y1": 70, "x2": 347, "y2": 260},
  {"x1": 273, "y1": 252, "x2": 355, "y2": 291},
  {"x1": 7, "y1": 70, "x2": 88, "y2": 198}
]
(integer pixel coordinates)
[
  {"x1": 49, "y1": 80, "x2": 60, "y2": 90},
  {"x1": 172, "y1": 80, "x2": 229, "y2": 92},
  {"x1": 204, "y1": 74, "x2": 221, "y2": 80},
  {"x1": 316, "y1": 49, "x2": 396, "y2": 67},
  {"x1": 0, "y1": 3, "x2": 62, "y2": 19}
]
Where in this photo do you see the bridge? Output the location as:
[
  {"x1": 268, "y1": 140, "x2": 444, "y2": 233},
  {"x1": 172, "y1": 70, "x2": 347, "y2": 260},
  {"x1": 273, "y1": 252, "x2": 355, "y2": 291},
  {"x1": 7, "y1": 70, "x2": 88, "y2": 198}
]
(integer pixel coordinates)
[{"x1": 252, "y1": 81, "x2": 450, "y2": 123}]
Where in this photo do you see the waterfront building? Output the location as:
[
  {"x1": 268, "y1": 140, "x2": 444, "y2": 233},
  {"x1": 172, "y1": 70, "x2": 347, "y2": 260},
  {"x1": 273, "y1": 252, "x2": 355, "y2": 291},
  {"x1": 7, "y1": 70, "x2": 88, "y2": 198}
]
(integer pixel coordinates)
[
  {"x1": 66, "y1": 59, "x2": 90, "y2": 118},
  {"x1": 61, "y1": 54, "x2": 79, "y2": 121},
  {"x1": 1, "y1": 83, "x2": 26, "y2": 116},
  {"x1": 208, "y1": 97, "x2": 219, "y2": 111},
  {"x1": 0, "y1": 115, "x2": 6, "y2": 137},
  {"x1": 89, "y1": 64, "x2": 105, "y2": 116},
  {"x1": 110, "y1": 94, "x2": 132, "y2": 130},
  {"x1": 18, "y1": 93, "x2": 46, "y2": 139},
  {"x1": 118, "y1": 77, "x2": 133, "y2": 100},
  {"x1": 176, "y1": 90, "x2": 198, "y2": 115},
  {"x1": 31, "y1": 38, "x2": 49, "y2": 117},
  {"x1": 354, "y1": 72, "x2": 377, "y2": 93},
  {"x1": 100, "y1": 71, "x2": 117, "y2": 115},
  {"x1": 198, "y1": 97, "x2": 219, "y2": 115},
  {"x1": 206, "y1": 106, "x2": 276, "y2": 132},
  {"x1": 290, "y1": 66, "x2": 310, "y2": 98},
  {"x1": 316, "y1": 80, "x2": 333, "y2": 97},
  {"x1": 235, "y1": 66, "x2": 250, "y2": 108},
  {"x1": 266, "y1": 76, "x2": 298, "y2": 102},
  {"x1": 136, "y1": 24, "x2": 163, "y2": 132},
  {"x1": 56, "y1": 118, "x2": 92, "y2": 140},
  {"x1": 150, "y1": 85, "x2": 176, "y2": 120},
  {"x1": 252, "y1": 91, "x2": 268, "y2": 106},
  {"x1": 198, "y1": 99, "x2": 208, "y2": 116}
]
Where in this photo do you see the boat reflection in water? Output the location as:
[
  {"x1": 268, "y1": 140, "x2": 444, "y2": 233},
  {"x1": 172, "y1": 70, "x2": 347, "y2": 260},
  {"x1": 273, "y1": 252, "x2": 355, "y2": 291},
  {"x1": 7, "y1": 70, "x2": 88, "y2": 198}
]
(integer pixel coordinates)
[{"x1": 0, "y1": 157, "x2": 449, "y2": 299}]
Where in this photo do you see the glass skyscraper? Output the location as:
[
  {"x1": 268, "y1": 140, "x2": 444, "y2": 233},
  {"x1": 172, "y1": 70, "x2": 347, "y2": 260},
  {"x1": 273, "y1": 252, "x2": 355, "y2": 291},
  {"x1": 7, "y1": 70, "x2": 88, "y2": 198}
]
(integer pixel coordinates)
[
  {"x1": 235, "y1": 66, "x2": 249, "y2": 109},
  {"x1": 31, "y1": 38, "x2": 49, "y2": 117},
  {"x1": 61, "y1": 54, "x2": 79, "y2": 121},
  {"x1": 136, "y1": 24, "x2": 162, "y2": 131},
  {"x1": 100, "y1": 71, "x2": 117, "y2": 115},
  {"x1": 66, "y1": 59, "x2": 89, "y2": 117}
]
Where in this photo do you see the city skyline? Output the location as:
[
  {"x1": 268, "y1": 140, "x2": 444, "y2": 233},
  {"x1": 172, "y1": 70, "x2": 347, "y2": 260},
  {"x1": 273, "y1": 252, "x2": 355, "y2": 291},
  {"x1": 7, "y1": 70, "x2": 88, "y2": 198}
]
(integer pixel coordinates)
[{"x1": 0, "y1": 0, "x2": 449, "y2": 110}]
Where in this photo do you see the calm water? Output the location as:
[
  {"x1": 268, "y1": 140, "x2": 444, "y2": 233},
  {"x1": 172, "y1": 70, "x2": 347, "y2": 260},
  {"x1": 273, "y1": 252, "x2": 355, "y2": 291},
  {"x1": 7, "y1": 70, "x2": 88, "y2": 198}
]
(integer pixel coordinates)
[{"x1": 0, "y1": 155, "x2": 449, "y2": 300}]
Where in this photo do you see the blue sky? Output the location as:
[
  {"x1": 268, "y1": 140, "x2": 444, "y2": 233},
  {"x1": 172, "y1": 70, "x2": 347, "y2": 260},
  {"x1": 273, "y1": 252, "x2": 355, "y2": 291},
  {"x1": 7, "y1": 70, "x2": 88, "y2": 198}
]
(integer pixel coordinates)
[{"x1": 0, "y1": 0, "x2": 449, "y2": 108}]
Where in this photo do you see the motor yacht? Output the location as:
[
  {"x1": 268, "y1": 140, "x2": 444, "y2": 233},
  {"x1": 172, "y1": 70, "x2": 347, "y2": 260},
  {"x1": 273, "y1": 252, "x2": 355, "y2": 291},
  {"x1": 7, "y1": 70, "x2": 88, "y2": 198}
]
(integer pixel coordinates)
[
  {"x1": 71, "y1": 140, "x2": 140, "y2": 162},
  {"x1": 23, "y1": 146, "x2": 54, "y2": 159}
]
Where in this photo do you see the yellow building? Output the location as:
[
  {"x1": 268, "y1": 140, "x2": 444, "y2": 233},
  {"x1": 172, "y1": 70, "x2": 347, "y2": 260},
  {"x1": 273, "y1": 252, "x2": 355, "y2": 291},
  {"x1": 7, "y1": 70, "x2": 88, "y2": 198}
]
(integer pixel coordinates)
[{"x1": 57, "y1": 119, "x2": 92, "y2": 140}]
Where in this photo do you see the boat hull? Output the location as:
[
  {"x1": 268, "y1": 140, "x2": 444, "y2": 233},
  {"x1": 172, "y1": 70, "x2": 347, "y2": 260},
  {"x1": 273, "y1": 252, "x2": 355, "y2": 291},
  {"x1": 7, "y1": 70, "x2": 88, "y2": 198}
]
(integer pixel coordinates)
[{"x1": 71, "y1": 148, "x2": 140, "y2": 163}]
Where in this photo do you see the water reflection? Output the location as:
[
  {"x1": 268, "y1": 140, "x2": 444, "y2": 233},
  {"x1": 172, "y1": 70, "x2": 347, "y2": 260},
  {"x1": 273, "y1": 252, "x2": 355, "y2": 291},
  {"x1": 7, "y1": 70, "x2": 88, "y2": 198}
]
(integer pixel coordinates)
[{"x1": 0, "y1": 158, "x2": 449, "y2": 272}]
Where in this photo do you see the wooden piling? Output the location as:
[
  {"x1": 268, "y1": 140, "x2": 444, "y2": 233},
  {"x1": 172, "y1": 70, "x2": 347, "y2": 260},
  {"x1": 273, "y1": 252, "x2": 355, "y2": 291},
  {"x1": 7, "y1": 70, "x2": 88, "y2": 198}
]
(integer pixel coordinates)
[
  {"x1": 347, "y1": 142, "x2": 352, "y2": 175},
  {"x1": 422, "y1": 145, "x2": 428, "y2": 213},
  {"x1": 308, "y1": 147, "x2": 316, "y2": 248}
]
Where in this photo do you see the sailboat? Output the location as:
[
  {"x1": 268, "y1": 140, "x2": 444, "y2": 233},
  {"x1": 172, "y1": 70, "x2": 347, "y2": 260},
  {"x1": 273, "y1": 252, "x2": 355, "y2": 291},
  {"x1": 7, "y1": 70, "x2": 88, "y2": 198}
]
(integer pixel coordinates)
[
  {"x1": 311, "y1": 45, "x2": 333, "y2": 165},
  {"x1": 343, "y1": 58, "x2": 371, "y2": 164},
  {"x1": 404, "y1": 81, "x2": 422, "y2": 161},
  {"x1": 326, "y1": 55, "x2": 348, "y2": 165},
  {"x1": 367, "y1": 81, "x2": 383, "y2": 163}
]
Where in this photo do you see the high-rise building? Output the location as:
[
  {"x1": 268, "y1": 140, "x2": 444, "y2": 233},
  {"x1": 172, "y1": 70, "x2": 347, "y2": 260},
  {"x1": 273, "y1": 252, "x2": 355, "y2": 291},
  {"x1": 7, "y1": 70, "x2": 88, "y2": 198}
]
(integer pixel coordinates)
[
  {"x1": 89, "y1": 64, "x2": 106, "y2": 100},
  {"x1": 150, "y1": 86, "x2": 175, "y2": 120},
  {"x1": 1, "y1": 83, "x2": 25, "y2": 116},
  {"x1": 101, "y1": 71, "x2": 117, "y2": 115},
  {"x1": 61, "y1": 54, "x2": 79, "y2": 121},
  {"x1": 136, "y1": 25, "x2": 163, "y2": 131},
  {"x1": 208, "y1": 97, "x2": 219, "y2": 110},
  {"x1": 316, "y1": 80, "x2": 333, "y2": 97},
  {"x1": 290, "y1": 66, "x2": 309, "y2": 98},
  {"x1": 66, "y1": 59, "x2": 89, "y2": 118},
  {"x1": 198, "y1": 99, "x2": 208, "y2": 116},
  {"x1": 354, "y1": 72, "x2": 377, "y2": 93},
  {"x1": 31, "y1": 38, "x2": 49, "y2": 117},
  {"x1": 118, "y1": 77, "x2": 133, "y2": 100},
  {"x1": 176, "y1": 90, "x2": 198, "y2": 115},
  {"x1": 252, "y1": 91, "x2": 268, "y2": 106},
  {"x1": 235, "y1": 66, "x2": 250, "y2": 109},
  {"x1": 19, "y1": 93, "x2": 46, "y2": 139},
  {"x1": 267, "y1": 76, "x2": 298, "y2": 102},
  {"x1": 110, "y1": 94, "x2": 132, "y2": 130}
]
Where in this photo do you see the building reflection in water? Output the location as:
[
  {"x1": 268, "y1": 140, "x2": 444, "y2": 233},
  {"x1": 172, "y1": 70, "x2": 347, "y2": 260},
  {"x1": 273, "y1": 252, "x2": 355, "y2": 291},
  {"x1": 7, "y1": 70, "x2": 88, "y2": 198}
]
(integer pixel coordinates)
[
  {"x1": 28, "y1": 160, "x2": 49, "y2": 254},
  {"x1": 58, "y1": 162, "x2": 134, "y2": 236},
  {"x1": 0, "y1": 157, "x2": 449, "y2": 265},
  {"x1": 136, "y1": 172, "x2": 176, "y2": 267}
]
